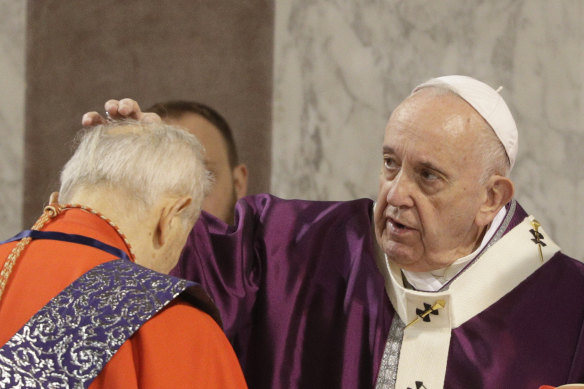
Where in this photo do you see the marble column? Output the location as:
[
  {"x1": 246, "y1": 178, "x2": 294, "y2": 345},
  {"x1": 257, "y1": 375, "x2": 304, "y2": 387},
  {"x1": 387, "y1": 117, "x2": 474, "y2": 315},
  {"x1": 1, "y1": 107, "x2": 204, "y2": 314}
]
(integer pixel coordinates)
[{"x1": 0, "y1": 1, "x2": 26, "y2": 239}]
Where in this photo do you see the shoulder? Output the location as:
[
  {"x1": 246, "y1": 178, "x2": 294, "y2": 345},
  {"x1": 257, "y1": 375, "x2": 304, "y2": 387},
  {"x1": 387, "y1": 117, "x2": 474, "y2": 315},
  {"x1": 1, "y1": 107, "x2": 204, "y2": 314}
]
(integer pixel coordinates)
[
  {"x1": 100, "y1": 300, "x2": 246, "y2": 388},
  {"x1": 144, "y1": 299, "x2": 224, "y2": 337},
  {"x1": 132, "y1": 300, "x2": 238, "y2": 368},
  {"x1": 550, "y1": 251, "x2": 584, "y2": 274},
  {"x1": 530, "y1": 252, "x2": 584, "y2": 298}
]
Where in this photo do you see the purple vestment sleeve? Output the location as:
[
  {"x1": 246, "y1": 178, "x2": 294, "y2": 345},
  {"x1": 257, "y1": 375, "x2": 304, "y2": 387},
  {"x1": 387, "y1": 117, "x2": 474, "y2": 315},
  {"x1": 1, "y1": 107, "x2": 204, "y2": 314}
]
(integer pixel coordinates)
[
  {"x1": 172, "y1": 200, "x2": 261, "y2": 344},
  {"x1": 172, "y1": 196, "x2": 584, "y2": 388},
  {"x1": 171, "y1": 194, "x2": 393, "y2": 389}
]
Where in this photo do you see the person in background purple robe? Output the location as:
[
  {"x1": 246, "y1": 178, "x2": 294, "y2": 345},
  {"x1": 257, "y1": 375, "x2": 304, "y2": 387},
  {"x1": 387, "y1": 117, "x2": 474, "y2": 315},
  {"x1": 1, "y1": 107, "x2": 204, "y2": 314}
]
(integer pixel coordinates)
[{"x1": 84, "y1": 76, "x2": 584, "y2": 389}]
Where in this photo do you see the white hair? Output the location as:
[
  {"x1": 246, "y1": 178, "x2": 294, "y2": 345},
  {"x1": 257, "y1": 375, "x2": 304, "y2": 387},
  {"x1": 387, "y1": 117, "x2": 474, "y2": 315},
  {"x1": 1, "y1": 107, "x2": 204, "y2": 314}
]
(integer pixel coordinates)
[
  {"x1": 475, "y1": 121, "x2": 510, "y2": 183},
  {"x1": 59, "y1": 120, "x2": 212, "y2": 223}
]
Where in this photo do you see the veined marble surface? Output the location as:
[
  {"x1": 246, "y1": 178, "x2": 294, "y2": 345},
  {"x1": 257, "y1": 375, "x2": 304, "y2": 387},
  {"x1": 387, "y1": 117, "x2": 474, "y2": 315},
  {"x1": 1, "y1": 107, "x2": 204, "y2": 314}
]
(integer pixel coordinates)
[
  {"x1": 272, "y1": 0, "x2": 583, "y2": 258},
  {"x1": 0, "y1": 1, "x2": 25, "y2": 240}
]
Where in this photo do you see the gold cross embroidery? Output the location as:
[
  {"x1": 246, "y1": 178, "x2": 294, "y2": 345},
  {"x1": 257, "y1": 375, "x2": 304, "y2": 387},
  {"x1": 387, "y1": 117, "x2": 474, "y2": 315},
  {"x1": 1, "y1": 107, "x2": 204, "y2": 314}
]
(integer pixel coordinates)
[
  {"x1": 530, "y1": 219, "x2": 545, "y2": 263},
  {"x1": 406, "y1": 300, "x2": 446, "y2": 328}
]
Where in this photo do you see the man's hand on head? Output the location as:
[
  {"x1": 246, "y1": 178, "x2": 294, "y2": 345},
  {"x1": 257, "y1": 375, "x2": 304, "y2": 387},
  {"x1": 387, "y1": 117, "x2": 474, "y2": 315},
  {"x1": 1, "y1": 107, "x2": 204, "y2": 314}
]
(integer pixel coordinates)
[{"x1": 81, "y1": 98, "x2": 162, "y2": 127}]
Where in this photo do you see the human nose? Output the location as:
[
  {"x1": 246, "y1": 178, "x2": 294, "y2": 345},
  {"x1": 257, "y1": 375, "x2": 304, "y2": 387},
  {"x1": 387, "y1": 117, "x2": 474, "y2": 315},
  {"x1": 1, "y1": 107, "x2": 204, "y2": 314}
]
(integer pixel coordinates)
[{"x1": 385, "y1": 171, "x2": 414, "y2": 208}]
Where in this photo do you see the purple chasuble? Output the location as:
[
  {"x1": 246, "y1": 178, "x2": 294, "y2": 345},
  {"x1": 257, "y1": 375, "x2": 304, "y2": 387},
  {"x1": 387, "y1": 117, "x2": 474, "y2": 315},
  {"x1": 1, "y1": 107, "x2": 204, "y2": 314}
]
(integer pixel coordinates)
[
  {"x1": 172, "y1": 194, "x2": 584, "y2": 389},
  {"x1": 445, "y1": 251, "x2": 584, "y2": 388}
]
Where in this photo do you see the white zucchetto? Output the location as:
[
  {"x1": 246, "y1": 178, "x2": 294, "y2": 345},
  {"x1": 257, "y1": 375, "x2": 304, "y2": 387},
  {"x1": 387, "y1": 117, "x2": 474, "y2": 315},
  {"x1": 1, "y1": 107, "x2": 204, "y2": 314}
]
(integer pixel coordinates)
[{"x1": 412, "y1": 75, "x2": 519, "y2": 169}]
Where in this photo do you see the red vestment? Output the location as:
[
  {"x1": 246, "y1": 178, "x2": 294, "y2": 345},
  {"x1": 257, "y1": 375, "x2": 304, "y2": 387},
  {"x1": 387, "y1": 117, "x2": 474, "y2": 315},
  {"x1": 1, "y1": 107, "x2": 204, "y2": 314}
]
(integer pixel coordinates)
[{"x1": 0, "y1": 209, "x2": 247, "y2": 388}]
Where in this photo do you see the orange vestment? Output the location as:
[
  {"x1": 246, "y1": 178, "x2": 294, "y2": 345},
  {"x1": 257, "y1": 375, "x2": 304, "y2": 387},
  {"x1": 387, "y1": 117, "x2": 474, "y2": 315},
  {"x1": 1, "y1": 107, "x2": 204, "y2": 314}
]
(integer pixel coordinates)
[{"x1": 0, "y1": 209, "x2": 247, "y2": 388}]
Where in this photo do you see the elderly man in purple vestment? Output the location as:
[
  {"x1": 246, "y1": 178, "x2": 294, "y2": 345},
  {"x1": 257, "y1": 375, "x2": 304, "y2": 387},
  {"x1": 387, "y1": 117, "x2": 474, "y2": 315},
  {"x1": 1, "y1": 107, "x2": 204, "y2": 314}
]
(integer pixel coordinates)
[{"x1": 84, "y1": 76, "x2": 584, "y2": 389}]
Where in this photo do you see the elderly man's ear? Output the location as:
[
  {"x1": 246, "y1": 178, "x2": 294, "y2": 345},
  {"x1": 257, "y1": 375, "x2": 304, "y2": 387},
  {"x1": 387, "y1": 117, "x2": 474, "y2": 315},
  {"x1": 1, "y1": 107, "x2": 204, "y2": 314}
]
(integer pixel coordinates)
[
  {"x1": 155, "y1": 196, "x2": 193, "y2": 247},
  {"x1": 475, "y1": 175, "x2": 515, "y2": 227},
  {"x1": 232, "y1": 164, "x2": 249, "y2": 199}
]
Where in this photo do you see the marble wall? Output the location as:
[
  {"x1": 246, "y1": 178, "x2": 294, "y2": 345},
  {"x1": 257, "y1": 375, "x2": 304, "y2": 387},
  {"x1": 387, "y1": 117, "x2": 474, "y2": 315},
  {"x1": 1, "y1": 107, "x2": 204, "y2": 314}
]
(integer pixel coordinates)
[
  {"x1": 1, "y1": 1, "x2": 582, "y2": 259},
  {"x1": 0, "y1": 1, "x2": 25, "y2": 240},
  {"x1": 272, "y1": 0, "x2": 584, "y2": 258}
]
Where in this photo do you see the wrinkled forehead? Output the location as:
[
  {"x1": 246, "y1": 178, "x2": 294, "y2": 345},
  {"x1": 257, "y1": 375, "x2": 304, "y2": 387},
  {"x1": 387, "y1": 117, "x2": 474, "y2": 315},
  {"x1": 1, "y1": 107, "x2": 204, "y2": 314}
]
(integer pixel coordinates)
[
  {"x1": 385, "y1": 88, "x2": 487, "y2": 140},
  {"x1": 382, "y1": 91, "x2": 488, "y2": 176}
]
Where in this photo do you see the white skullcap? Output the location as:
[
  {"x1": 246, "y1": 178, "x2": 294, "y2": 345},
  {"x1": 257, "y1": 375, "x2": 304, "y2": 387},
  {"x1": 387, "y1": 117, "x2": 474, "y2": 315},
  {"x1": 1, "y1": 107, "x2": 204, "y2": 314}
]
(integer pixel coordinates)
[{"x1": 412, "y1": 75, "x2": 518, "y2": 169}]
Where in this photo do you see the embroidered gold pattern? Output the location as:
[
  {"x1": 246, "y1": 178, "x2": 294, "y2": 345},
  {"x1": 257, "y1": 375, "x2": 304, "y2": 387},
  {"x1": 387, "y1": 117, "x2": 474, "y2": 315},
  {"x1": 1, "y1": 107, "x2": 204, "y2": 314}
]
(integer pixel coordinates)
[
  {"x1": 406, "y1": 300, "x2": 446, "y2": 329},
  {"x1": 530, "y1": 219, "x2": 545, "y2": 263},
  {"x1": 0, "y1": 259, "x2": 188, "y2": 388}
]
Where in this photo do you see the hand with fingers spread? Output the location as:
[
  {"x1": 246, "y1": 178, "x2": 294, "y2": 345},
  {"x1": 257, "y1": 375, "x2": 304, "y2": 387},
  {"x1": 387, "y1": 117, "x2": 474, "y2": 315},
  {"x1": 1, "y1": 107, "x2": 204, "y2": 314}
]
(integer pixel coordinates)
[{"x1": 81, "y1": 98, "x2": 162, "y2": 127}]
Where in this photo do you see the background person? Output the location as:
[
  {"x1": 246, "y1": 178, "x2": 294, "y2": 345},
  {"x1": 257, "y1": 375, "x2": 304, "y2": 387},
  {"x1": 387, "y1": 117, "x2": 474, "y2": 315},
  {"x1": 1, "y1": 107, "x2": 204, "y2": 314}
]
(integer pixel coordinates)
[
  {"x1": 0, "y1": 121, "x2": 247, "y2": 388},
  {"x1": 83, "y1": 99, "x2": 249, "y2": 224},
  {"x1": 147, "y1": 100, "x2": 249, "y2": 224}
]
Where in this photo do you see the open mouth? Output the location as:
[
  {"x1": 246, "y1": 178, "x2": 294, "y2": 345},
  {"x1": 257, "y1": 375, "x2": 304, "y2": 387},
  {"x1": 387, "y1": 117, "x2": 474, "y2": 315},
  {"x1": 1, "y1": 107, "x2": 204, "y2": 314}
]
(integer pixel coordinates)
[
  {"x1": 394, "y1": 221, "x2": 407, "y2": 229},
  {"x1": 388, "y1": 217, "x2": 412, "y2": 231}
]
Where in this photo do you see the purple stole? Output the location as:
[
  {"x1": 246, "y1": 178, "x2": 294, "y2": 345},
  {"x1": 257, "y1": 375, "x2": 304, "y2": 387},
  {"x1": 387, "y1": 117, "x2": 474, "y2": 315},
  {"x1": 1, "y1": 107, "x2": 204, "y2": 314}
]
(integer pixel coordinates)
[{"x1": 0, "y1": 230, "x2": 216, "y2": 388}]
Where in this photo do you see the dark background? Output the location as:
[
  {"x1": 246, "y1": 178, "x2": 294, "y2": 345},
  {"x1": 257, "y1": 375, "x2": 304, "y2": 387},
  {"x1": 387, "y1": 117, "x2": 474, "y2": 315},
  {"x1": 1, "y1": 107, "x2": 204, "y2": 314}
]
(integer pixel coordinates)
[{"x1": 24, "y1": 0, "x2": 274, "y2": 226}]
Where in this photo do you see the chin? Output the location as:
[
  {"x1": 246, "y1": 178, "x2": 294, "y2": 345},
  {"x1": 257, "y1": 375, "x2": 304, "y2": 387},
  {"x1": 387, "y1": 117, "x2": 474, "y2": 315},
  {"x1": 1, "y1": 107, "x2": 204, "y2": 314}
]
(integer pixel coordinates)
[{"x1": 383, "y1": 241, "x2": 416, "y2": 268}]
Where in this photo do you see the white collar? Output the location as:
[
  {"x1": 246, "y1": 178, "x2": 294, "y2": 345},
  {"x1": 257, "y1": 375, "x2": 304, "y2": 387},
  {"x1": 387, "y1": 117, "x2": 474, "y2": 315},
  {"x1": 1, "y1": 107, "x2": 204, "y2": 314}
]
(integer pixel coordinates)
[
  {"x1": 372, "y1": 207, "x2": 561, "y2": 388},
  {"x1": 401, "y1": 206, "x2": 508, "y2": 292}
]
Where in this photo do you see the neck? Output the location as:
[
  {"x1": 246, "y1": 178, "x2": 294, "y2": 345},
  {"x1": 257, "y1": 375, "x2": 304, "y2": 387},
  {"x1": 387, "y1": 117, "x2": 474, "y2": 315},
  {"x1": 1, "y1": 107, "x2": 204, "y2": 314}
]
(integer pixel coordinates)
[
  {"x1": 469, "y1": 224, "x2": 489, "y2": 254},
  {"x1": 66, "y1": 187, "x2": 155, "y2": 265},
  {"x1": 402, "y1": 207, "x2": 508, "y2": 291},
  {"x1": 446, "y1": 222, "x2": 488, "y2": 266}
]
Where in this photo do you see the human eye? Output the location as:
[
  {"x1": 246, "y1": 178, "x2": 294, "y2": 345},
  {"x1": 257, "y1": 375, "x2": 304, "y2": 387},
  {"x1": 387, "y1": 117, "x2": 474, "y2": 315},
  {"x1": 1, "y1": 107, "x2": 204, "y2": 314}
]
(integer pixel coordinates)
[
  {"x1": 383, "y1": 155, "x2": 398, "y2": 170},
  {"x1": 382, "y1": 155, "x2": 400, "y2": 180},
  {"x1": 420, "y1": 169, "x2": 439, "y2": 181}
]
